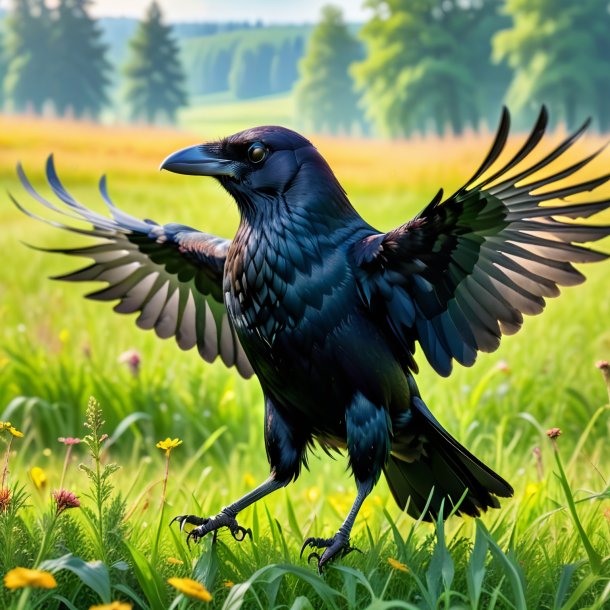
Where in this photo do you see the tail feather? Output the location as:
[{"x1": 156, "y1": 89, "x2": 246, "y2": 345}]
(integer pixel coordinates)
[{"x1": 384, "y1": 397, "x2": 512, "y2": 521}]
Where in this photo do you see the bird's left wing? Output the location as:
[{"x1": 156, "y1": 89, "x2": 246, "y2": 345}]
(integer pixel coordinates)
[
  {"x1": 12, "y1": 156, "x2": 253, "y2": 378},
  {"x1": 352, "y1": 107, "x2": 610, "y2": 377}
]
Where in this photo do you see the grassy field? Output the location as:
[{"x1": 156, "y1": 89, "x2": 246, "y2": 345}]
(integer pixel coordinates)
[{"x1": 0, "y1": 113, "x2": 609, "y2": 609}]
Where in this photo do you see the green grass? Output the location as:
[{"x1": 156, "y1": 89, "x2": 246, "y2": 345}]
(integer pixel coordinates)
[{"x1": 0, "y1": 114, "x2": 609, "y2": 609}]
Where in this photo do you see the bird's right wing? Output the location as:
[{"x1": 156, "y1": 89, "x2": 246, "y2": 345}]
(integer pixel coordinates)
[
  {"x1": 12, "y1": 156, "x2": 254, "y2": 378},
  {"x1": 352, "y1": 107, "x2": 610, "y2": 377}
]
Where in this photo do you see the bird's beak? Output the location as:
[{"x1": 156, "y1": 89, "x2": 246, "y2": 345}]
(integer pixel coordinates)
[{"x1": 159, "y1": 144, "x2": 234, "y2": 177}]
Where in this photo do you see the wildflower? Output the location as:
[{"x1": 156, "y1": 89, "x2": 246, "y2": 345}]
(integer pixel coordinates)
[
  {"x1": 0, "y1": 487, "x2": 11, "y2": 512},
  {"x1": 30, "y1": 466, "x2": 47, "y2": 491},
  {"x1": 59, "y1": 329, "x2": 70, "y2": 344},
  {"x1": 224, "y1": 580, "x2": 234, "y2": 588},
  {"x1": 7, "y1": 426, "x2": 23, "y2": 438},
  {"x1": 118, "y1": 349, "x2": 141, "y2": 376},
  {"x1": 603, "y1": 507, "x2": 610, "y2": 524},
  {"x1": 525, "y1": 482, "x2": 540, "y2": 496},
  {"x1": 306, "y1": 486, "x2": 320, "y2": 503},
  {"x1": 0, "y1": 421, "x2": 11, "y2": 431},
  {"x1": 496, "y1": 360, "x2": 510, "y2": 373},
  {"x1": 168, "y1": 577, "x2": 212, "y2": 602},
  {"x1": 244, "y1": 472, "x2": 255, "y2": 487},
  {"x1": 58, "y1": 437, "x2": 82, "y2": 446},
  {"x1": 42, "y1": 448, "x2": 52, "y2": 457},
  {"x1": 167, "y1": 557, "x2": 184, "y2": 565},
  {"x1": 387, "y1": 557, "x2": 409, "y2": 573},
  {"x1": 52, "y1": 489, "x2": 80, "y2": 514},
  {"x1": 89, "y1": 603, "x2": 132, "y2": 610},
  {"x1": 3, "y1": 567, "x2": 57, "y2": 589},
  {"x1": 156, "y1": 438, "x2": 183, "y2": 457},
  {"x1": 546, "y1": 427, "x2": 562, "y2": 439}
]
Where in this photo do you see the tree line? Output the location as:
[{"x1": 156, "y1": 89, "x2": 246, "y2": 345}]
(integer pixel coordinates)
[
  {"x1": 0, "y1": 0, "x2": 186, "y2": 123},
  {"x1": 297, "y1": 0, "x2": 610, "y2": 136},
  {"x1": 184, "y1": 31, "x2": 305, "y2": 100}
]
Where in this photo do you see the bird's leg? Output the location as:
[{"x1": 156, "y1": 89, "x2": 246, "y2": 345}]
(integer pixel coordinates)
[
  {"x1": 171, "y1": 476, "x2": 285, "y2": 546},
  {"x1": 300, "y1": 480, "x2": 371, "y2": 573},
  {"x1": 301, "y1": 392, "x2": 391, "y2": 572}
]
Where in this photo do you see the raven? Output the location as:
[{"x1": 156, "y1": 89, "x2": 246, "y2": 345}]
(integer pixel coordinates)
[{"x1": 13, "y1": 108, "x2": 610, "y2": 570}]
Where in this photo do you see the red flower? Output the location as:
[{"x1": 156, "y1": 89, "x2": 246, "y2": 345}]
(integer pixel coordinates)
[
  {"x1": 52, "y1": 489, "x2": 80, "y2": 514},
  {"x1": 58, "y1": 437, "x2": 82, "y2": 446}
]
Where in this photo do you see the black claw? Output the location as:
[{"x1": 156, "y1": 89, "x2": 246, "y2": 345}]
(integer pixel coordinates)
[
  {"x1": 307, "y1": 551, "x2": 321, "y2": 565},
  {"x1": 300, "y1": 537, "x2": 315, "y2": 558}
]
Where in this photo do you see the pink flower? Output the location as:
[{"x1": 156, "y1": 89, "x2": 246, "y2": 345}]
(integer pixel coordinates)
[
  {"x1": 58, "y1": 437, "x2": 81, "y2": 446},
  {"x1": 52, "y1": 489, "x2": 80, "y2": 514},
  {"x1": 546, "y1": 427, "x2": 562, "y2": 439},
  {"x1": 118, "y1": 349, "x2": 141, "y2": 376}
]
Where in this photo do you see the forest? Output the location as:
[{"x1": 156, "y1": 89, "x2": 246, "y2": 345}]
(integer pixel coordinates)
[{"x1": 0, "y1": 0, "x2": 609, "y2": 135}]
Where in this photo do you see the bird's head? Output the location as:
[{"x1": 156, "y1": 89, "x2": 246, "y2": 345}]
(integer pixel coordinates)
[{"x1": 160, "y1": 126, "x2": 354, "y2": 220}]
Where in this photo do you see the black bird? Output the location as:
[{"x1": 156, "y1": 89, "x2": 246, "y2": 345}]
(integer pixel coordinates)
[{"x1": 13, "y1": 108, "x2": 610, "y2": 570}]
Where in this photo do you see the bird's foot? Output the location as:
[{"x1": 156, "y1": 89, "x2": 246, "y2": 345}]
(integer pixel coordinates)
[
  {"x1": 171, "y1": 510, "x2": 252, "y2": 547},
  {"x1": 300, "y1": 533, "x2": 361, "y2": 573}
]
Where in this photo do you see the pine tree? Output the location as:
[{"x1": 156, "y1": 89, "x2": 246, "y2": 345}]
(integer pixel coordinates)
[
  {"x1": 49, "y1": 0, "x2": 110, "y2": 119},
  {"x1": 294, "y1": 5, "x2": 364, "y2": 135},
  {"x1": 123, "y1": 2, "x2": 188, "y2": 123},
  {"x1": 3, "y1": 0, "x2": 52, "y2": 114}
]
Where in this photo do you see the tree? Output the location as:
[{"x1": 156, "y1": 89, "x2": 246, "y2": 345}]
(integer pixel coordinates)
[
  {"x1": 494, "y1": 0, "x2": 610, "y2": 131},
  {"x1": 49, "y1": 0, "x2": 110, "y2": 119},
  {"x1": 123, "y1": 2, "x2": 188, "y2": 123},
  {"x1": 3, "y1": 0, "x2": 52, "y2": 113},
  {"x1": 229, "y1": 41, "x2": 275, "y2": 99},
  {"x1": 294, "y1": 5, "x2": 364, "y2": 134},
  {"x1": 354, "y1": 0, "x2": 509, "y2": 137}
]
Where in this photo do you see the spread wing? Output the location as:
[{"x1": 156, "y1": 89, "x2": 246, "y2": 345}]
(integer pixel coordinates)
[
  {"x1": 12, "y1": 156, "x2": 253, "y2": 378},
  {"x1": 353, "y1": 107, "x2": 610, "y2": 377}
]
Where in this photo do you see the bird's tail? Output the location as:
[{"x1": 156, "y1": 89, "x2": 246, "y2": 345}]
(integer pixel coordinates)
[{"x1": 383, "y1": 397, "x2": 513, "y2": 521}]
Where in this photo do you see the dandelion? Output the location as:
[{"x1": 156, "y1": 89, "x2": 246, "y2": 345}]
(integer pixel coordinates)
[
  {"x1": 387, "y1": 557, "x2": 409, "y2": 573},
  {"x1": 167, "y1": 557, "x2": 184, "y2": 565},
  {"x1": 118, "y1": 349, "x2": 141, "y2": 376},
  {"x1": 525, "y1": 482, "x2": 540, "y2": 496},
  {"x1": 1, "y1": 421, "x2": 23, "y2": 490},
  {"x1": 168, "y1": 577, "x2": 212, "y2": 602},
  {"x1": 30, "y1": 467, "x2": 47, "y2": 491},
  {"x1": 0, "y1": 487, "x2": 11, "y2": 512},
  {"x1": 156, "y1": 438, "x2": 182, "y2": 509},
  {"x1": 3, "y1": 567, "x2": 57, "y2": 589},
  {"x1": 52, "y1": 489, "x2": 80, "y2": 514},
  {"x1": 89, "y1": 602, "x2": 132, "y2": 610},
  {"x1": 224, "y1": 580, "x2": 234, "y2": 588},
  {"x1": 156, "y1": 438, "x2": 183, "y2": 457}
]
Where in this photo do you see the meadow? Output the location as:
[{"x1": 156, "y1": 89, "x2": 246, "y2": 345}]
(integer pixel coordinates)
[{"x1": 0, "y1": 112, "x2": 609, "y2": 609}]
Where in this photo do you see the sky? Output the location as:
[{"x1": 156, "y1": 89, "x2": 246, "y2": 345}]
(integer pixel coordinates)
[{"x1": 0, "y1": 0, "x2": 370, "y2": 23}]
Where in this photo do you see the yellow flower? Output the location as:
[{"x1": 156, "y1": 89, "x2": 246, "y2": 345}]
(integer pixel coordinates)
[
  {"x1": 243, "y1": 472, "x2": 255, "y2": 488},
  {"x1": 30, "y1": 467, "x2": 47, "y2": 491},
  {"x1": 59, "y1": 329, "x2": 70, "y2": 344},
  {"x1": 156, "y1": 437, "x2": 183, "y2": 457},
  {"x1": 0, "y1": 421, "x2": 11, "y2": 431},
  {"x1": 525, "y1": 482, "x2": 540, "y2": 496},
  {"x1": 168, "y1": 577, "x2": 212, "y2": 602},
  {"x1": 89, "y1": 603, "x2": 132, "y2": 610},
  {"x1": 224, "y1": 580, "x2": 234, "y2": 588},
  {"x1": 3, "y1": 567, "x2": 57, "y2": 589},
  {"x1": 387, "y1": 557, "x2": 409, "y2": 573},
  {"x1": 8, "y1": 426, "x2": 23, "y2": 438},
  {"x1": 306, "y1": 486, "x2": 320, "y2": 503},
  {"x1": 167, "y1": 557, "x2": 184, "y2": 565}
]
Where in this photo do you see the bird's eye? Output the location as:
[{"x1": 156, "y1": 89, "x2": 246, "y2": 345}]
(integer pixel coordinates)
[{"x1": 247, "y1": 143, "x2": 267, "y2": 164}]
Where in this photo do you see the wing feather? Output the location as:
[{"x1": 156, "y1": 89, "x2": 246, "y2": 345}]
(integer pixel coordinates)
[{"x1": 353, "y1": 108, "x2": 610, "y2": 375}]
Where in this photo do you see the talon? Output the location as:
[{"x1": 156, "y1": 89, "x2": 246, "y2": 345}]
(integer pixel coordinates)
[
  {"x1": 307, "y1": 551, "x2": 320, "y2": 565},
  {"x1": 300, "y1": 537, "x2": 315, "y2": 558},
  {"x1": 232, "y1": 525, "x2": 251, "y2": 542}
]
